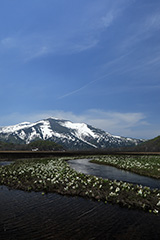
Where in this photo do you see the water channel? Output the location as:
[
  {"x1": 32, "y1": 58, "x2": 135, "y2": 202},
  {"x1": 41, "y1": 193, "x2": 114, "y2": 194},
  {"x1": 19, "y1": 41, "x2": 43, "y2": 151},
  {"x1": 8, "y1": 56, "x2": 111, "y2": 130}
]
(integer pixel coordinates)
[
  {"x1": 0, "y1": 159, "x2": 160, "y2": 240},
  {"x1": 68, "y1": 159, "x2": 160, "y2": 189}
]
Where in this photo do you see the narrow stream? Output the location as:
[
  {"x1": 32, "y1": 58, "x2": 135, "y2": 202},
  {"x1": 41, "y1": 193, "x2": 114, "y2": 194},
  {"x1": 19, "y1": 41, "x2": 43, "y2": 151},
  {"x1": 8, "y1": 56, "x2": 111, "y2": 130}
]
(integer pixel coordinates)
[{"x1": 68, "y1": 159, "x2": 160, "y2": 189}]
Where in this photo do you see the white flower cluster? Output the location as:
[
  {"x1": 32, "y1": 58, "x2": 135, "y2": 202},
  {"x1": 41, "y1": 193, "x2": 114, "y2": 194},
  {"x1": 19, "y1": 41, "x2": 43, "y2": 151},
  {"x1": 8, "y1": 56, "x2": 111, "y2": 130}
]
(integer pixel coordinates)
[{"x1": 91, "y1": 155, "x2": 160, "y2": 178}]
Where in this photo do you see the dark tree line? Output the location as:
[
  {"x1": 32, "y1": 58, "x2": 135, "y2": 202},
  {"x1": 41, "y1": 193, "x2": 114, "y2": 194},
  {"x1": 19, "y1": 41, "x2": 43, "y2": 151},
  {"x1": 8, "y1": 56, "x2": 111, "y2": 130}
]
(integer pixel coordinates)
[{"x1": 0, "y1": 140, "x2": 64, "y2": 151}]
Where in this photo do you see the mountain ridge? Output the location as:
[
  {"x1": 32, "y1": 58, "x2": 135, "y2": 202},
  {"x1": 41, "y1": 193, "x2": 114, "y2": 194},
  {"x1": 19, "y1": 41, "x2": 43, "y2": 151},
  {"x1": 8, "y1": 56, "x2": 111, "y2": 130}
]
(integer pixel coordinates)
[{"x1": 0, "y1": 117, "x2": 144, "y2": 150}]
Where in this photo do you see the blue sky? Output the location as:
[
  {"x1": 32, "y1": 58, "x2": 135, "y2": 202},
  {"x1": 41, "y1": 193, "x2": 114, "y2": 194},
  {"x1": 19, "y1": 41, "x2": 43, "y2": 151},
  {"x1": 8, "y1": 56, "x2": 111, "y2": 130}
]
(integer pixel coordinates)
[{"x1": 0, "y1": 0, "x2": 160, "y2": 139}]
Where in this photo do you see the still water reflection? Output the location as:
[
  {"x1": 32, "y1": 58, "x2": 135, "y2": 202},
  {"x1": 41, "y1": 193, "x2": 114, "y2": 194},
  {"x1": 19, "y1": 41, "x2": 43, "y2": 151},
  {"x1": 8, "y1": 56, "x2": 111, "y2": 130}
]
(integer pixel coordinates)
[
  {"x1": 0, "y1": 160, "x2": 160, "y2": 240},
  {"x1": 68, "y1": 159, "x2": 160, "y2": 189}
]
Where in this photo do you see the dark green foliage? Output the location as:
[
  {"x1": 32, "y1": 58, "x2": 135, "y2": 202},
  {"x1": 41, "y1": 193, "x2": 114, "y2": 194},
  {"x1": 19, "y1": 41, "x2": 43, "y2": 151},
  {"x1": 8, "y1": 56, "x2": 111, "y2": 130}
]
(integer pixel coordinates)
[
  {"x1": 0, "y1": 140, "x2": 64, "y2": 151},
  {"x1": 0, "y1": 141, "x2": 16, "y2": 150},
  {"x1": 28, "y1": 140, "x2": 64, "y2": 151}
]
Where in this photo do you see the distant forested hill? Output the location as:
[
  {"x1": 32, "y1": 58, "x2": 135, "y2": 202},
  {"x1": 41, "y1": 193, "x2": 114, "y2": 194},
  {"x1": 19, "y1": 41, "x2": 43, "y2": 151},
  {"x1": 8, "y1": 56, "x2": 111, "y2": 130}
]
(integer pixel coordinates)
[{"x1": 128, "y1": 136, "x2": 160, "y2": 152}]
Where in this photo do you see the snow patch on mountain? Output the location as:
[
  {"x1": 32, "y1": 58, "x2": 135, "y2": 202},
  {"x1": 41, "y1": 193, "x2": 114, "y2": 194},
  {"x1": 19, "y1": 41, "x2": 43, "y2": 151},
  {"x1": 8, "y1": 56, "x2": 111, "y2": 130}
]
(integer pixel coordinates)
[
  {"x1": 60, "y1": 121, "x2": 99, "y2": 138},
  {"x1": 0, "y1": 122, "x2": 33, "y2": 134},
  {"x1": 18, "y1": 130, "x2": 26, "y2": 140},
  {"x1": 59, "y1": 121, "x2": 99, "y2": 148},
  {"x1": 26, "y1": 128, "x2": 41, "y2": 143},
  {"x1": 38, "y1": 120, "x2": 53, "y2": 139}
]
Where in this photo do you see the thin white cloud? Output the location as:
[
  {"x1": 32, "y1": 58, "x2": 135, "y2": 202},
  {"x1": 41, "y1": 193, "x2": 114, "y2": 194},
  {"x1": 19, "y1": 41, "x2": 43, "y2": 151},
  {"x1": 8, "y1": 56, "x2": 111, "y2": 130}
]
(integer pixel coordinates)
[
  {"x1": 1, "y1": 37, "x2": 15, "y2": 48},
  {"x1": 121, "y1": 11, "x2": 160, "y2": 52},
  {"x1": 57, "y1": 78, "x2": 101, "y2": 100},
  {"x1": 145, "y1": 13, "x2": 160, "y2": 31},
  {"x1": 58, "y1": 86, "x2": 87, "y2": 100},
  {"x1": 101, "y1": 11, "x2": 114, "y2": 28},
  {"x1": 144, "y1": 53, "x2": 160, "y2": 66},
  {"x1": 81, "y1": 109, "x2": 148, "y2": 134},
  {"x1": 0, "y1": 0, "x2": 131, "y2": 61},
  {"x1": 57, "y1": 43, "x2": 160, "y2": 100},
  {"x1": 57, "y1": 66, "x2": 127, "y2": 99},
  {"x1": 25, "y1": 46, "x2": 49, "y2": 61},
  {"x1": 0, "y1": 31, "x2": 99, "y2": 61}
]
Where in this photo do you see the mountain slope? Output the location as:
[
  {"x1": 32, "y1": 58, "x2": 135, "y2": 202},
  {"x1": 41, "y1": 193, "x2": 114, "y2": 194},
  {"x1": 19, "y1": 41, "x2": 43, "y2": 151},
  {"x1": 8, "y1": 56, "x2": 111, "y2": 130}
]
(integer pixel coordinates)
[
  {"x1": 132, "y1": 135, "x2": 160, "y2": 152},
  {"x1": 0, "y1": 117, "x2": 144, "y2": 150}
]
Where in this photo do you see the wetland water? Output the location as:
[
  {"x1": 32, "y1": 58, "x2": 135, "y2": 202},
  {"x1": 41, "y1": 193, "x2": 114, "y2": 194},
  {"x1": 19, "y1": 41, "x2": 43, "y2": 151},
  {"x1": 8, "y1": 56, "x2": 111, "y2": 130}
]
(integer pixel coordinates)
[
  {"x1": 68, "y1": 159, "x2": 160, "y2": 189},
  {"x1": 0, "y1": 161, "x2": 13, "y2": 166},
  {"x1": 0, "y1": 159, "x2": 160, "y2": 240}
]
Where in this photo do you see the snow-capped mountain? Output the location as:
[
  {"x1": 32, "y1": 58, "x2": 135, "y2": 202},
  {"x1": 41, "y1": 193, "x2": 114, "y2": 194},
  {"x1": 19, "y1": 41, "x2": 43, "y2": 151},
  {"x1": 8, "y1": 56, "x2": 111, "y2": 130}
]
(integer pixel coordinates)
[{"x1": 0, "y1": 117, "x2": 144, "y2": 150}]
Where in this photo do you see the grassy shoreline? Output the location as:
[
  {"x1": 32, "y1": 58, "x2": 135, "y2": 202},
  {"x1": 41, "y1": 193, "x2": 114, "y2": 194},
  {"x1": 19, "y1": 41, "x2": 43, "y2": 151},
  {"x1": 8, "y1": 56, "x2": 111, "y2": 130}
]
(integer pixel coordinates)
[
  {"x1": 90, "y1": 155, "x2": 160, "y2": 179},
  {"x1": 0, "y1": 157, "x2": 160, "y2": 214}
]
